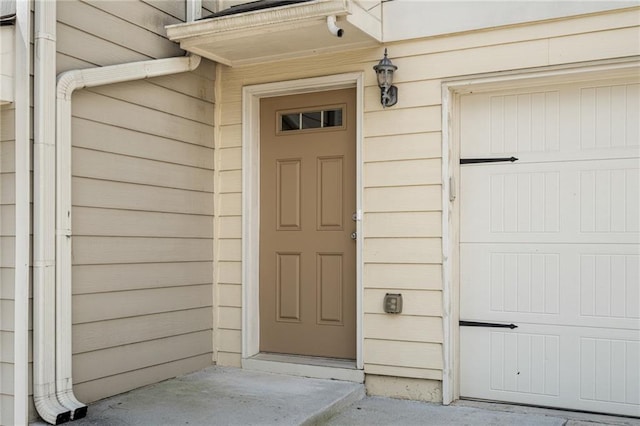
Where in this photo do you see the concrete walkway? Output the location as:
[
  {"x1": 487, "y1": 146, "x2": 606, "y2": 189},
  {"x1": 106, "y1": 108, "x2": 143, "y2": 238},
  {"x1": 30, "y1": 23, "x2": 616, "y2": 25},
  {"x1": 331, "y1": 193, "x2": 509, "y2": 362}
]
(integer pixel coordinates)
[
  {"x1": 44, "y1": 366, "x2": 638, "y2": 426},
  {"x1": 325, "y1": 397, "x2": 640, "y2": 426}
]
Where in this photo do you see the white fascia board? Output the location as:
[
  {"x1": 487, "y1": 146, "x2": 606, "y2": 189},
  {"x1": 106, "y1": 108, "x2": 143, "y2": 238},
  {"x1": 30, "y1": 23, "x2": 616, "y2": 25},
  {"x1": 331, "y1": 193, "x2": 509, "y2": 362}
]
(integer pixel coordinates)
[{"x1": 167, "y1": 0, "x2": 350, "y2": 42}]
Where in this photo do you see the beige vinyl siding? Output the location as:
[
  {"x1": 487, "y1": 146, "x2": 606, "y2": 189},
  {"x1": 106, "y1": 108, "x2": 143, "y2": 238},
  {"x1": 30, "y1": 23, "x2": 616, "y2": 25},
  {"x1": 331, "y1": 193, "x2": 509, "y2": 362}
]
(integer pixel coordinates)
[
  {"x1": 140, "y1": 0, "x2": 185, "y2": 21},
  {"x1": 202, "y1": 0, "x2": 216, "y2": 16},
  {"x1": 215, "y1": 7, "x2": 640, "y2": 383},
  {"x1": 217, "y1": 0, "x2": 254, "y2": 11},
  {"x1": 0, "y1": 102, "x2": 32, "y2": 424},
  {"x1": 0, "y1": 101, "x2": 14, "y2": 425},
  {"x1": 56, "y1": 1, "x2": 216, "y2": 404}
]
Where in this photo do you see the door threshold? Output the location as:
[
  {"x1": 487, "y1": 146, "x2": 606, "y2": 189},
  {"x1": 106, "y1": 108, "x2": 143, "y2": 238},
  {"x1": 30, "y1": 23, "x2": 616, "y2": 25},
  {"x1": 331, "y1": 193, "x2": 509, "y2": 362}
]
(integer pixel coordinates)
[{"x1": 242, "y1": 353, "x2": 364, "y2": 383}]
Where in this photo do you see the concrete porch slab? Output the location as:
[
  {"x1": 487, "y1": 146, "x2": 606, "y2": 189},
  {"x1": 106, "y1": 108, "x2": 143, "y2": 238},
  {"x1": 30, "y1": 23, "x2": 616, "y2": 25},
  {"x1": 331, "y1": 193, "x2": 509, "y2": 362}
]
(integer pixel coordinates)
[
  {"x1": 65, "y1": 366, "x2": 364, "y2": 426},
  {"x1": 32, "y1": 367, "x2": 639, "y2": 425}
]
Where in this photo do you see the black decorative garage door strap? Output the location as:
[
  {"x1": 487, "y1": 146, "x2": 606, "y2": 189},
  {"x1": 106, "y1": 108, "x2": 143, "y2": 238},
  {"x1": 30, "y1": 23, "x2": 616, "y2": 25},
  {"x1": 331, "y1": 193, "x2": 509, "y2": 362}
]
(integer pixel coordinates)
[{"x1": 460, "y1": 156, "x2": 518, "y2": 164}]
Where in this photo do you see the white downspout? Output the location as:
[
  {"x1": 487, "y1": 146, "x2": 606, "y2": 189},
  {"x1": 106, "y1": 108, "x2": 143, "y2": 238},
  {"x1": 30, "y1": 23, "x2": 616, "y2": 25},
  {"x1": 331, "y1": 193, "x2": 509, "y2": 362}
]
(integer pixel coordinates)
[
  {"x1": 14, "y1": 0, "x2": 31, "y2": 424},
  {"x1": 54, "y1": 53, "x2": 201, "y2": 422},
  {"x1": 33, "y1": 0, "x2": 74, "y2": 424}
]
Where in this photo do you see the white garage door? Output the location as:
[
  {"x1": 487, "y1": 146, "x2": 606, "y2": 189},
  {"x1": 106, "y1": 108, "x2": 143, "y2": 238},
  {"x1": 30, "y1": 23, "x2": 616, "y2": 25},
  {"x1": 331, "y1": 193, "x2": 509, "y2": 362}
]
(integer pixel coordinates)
[{"x1": 459, "y1": 76, "x2": 640, "y2": 417}]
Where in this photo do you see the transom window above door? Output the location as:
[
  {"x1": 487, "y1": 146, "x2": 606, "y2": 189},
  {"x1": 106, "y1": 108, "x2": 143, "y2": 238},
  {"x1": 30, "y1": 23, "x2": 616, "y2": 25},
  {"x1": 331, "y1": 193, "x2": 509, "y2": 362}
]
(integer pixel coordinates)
[{"x1": 278, "y1": 105, "x2": 344, "y2": 133}]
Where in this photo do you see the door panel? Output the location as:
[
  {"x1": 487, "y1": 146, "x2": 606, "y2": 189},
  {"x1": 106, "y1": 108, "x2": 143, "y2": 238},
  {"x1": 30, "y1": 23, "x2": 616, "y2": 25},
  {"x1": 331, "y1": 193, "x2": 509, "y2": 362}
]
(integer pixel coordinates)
[{"x1": 259, "y1": 89, "x2": 356, "y2": 359}]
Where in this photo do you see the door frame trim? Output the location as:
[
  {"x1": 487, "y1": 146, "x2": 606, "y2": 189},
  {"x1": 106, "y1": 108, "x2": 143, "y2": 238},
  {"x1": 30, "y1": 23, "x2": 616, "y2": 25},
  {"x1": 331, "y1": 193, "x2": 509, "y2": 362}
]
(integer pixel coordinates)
[
  {"x1": 441, "y1": 58, "x2": 640, "y2": 406},
  {"x1": 241, "y1": 72, "x2": 365, "y2": 369}
]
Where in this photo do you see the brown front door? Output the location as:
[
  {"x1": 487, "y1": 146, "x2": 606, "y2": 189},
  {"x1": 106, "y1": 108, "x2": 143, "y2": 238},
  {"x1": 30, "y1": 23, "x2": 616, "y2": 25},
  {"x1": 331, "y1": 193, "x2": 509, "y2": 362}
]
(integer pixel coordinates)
[{"x1": 259, "y1": 88, "x2": 356, "y2": 359}]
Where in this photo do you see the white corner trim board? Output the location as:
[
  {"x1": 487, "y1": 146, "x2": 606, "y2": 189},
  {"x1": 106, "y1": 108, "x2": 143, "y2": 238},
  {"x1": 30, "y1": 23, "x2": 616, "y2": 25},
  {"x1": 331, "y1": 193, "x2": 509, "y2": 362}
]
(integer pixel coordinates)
[
  {"x1": 13, "y1": 0, "x2": 31, "y2": 423},
  {"x1": 186, "y1": 0, "x2": 202, "y2": 22}
]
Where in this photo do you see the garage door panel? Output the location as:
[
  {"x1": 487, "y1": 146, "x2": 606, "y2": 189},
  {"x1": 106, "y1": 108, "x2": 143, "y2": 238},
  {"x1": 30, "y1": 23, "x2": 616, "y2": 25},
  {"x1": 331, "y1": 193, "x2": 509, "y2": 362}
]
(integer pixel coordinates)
[
  {"x1": 461, "y1": 159, "x2": 639, "y2": 244},
  {"x1": 579, "y1": 82, "x2": 639, "y2": 150},
  {"x1": 580, "y1": 253, "x2": 640, "y2": 320},
  {"x1": 461, "y1": 246, "x2": 561, "y2": 317},
  {"x1": 461, "y1": 244, "x2": 639, "y2": 330},
  {"x1": 580, "y1": 167, "x2": 640, "y2": 234},
  {"x1": 461, "y1": 328, "x2": 561, "y2": 398},
  {"x1": 461, "y1": 89, "x2": 564, "y2": 158},
  {"x1": 580, "y1": 337, "x2": 640, "y2": 406},
  {"x1": 461, "y1": 81, "x2": 639, "y2": 160},
  {"x1": 461, "y1": 325, "x2": 640, "y2": 416}
]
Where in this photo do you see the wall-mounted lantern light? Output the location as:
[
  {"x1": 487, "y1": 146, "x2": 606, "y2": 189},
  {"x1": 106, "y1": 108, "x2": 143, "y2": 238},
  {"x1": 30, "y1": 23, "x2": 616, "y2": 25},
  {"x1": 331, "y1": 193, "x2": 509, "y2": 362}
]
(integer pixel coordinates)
[{"x1": 373, "y1": 48, "x2": 398, "y2": 108}]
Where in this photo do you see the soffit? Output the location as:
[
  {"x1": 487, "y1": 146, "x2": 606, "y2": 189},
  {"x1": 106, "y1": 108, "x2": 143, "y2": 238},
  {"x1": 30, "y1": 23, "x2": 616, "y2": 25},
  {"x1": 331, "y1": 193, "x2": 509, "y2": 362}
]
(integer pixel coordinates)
[{"x1": 165, "y1": 0, "x2": 381, "y2": 67}]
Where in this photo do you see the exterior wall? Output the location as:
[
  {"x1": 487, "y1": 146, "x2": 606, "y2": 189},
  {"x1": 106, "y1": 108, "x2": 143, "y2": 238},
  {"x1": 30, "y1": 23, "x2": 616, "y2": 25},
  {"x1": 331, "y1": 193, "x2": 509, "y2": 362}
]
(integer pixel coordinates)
[
  {"x1": 215, "y1": 7, "x2": 640, "y2": 397},
  {"x1": 0, "y1": 102, "x2": 16, "y2": 425},
  {"x1": 55, "y1": 1, "x2": 216, "y2": 404},
  {"x1": 382, "y1": 0, "x2": 638, "y2": 42}
]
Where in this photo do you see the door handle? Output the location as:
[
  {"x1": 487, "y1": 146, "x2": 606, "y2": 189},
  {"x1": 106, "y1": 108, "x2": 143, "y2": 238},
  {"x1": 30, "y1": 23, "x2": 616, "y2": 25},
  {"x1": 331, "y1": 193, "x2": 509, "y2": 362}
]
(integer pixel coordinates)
[{"x1": 350, "y1": 232, "x2": 357, "y2": 240}]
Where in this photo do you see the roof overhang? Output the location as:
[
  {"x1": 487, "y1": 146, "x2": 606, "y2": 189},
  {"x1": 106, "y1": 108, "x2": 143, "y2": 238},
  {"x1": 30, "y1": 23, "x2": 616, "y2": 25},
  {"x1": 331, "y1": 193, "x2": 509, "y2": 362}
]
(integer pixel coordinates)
[{"x1": 165, "y1": 0, "x2": 381, "y2": 67}]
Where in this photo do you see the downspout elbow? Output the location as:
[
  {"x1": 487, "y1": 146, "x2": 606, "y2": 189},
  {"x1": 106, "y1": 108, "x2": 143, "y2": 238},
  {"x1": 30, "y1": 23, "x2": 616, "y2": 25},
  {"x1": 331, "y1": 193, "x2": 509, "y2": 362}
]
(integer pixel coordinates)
[
  {"x1": 187, "y1": 53, "x2": 202, "y2": 71},
  {"x1": 56, "y1": 71, "x2": 84, "y2": 101},
  {"x1": 33, "y1": 393, "x2": 71, "y2": 425},
  {"x1": 327, "y1": 15, "x2": 343, "y2": 38}
]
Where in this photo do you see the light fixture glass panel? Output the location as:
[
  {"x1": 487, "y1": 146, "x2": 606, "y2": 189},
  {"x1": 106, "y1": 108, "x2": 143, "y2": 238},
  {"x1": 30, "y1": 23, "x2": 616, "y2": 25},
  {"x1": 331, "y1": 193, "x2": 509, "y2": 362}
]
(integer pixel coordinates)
[
  {"x1": 301, "y1": 111, "x2": 322, "y2": 129},
  {"x1": 377, "y1": 69, "x2": 393, "y2": 88}
]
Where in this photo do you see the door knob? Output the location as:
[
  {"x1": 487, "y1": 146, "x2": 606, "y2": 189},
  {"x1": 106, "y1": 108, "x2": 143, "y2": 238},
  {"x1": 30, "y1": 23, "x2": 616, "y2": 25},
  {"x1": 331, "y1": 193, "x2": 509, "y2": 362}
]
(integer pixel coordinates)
[{"x1": 350, "y1": 232, "x2": 357, "y2": 240}]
